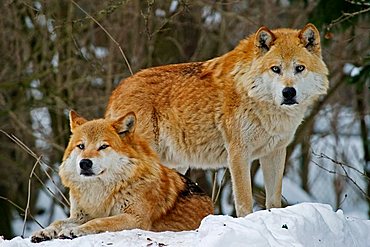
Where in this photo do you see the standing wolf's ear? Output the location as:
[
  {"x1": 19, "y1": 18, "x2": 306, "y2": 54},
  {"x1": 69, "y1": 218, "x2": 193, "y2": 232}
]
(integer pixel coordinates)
[
  {"x1": 255, "y1": 26, "x2": 276, "y2": 54},
  {"x1": 113, "y1": 112, "x2": 136, "y2": 137},
  {"x1": 69, "y1": 110, "x2": 87, "y2": 132},
  {"x1": 299, "y1": 23, "x2": 321, "y2": 54}
]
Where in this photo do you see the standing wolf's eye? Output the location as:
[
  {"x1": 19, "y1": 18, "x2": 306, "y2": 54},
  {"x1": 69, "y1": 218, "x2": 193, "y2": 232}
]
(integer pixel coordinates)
[
  {"x1": 98, "y1": 144, "x2": 109, "y2": 151},
  {"x1": 295, "y1": 65, "x2": 305, "y2": 73},
  {"x1": 271, "y1": 66, "x2": 281, "y2": 74},
  {"x1": 77, "y1": 144, "x2": 85, "y2": 150}
]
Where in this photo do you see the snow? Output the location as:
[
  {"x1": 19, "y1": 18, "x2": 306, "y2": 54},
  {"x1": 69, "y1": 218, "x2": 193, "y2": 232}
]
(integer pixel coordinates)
[
  {"x1": 169, "y1": 0, "x2": 178, "y2": 13},
  {"x1": 2, "y1": 203, "x2": 370, "y2": 247},
  {"x1": 155, "y1": 9, "x2": 166, "y2": 17},
  {"x1": 202, "y1": 6, "x2": 222, "y2": 26},
  {"x1": 343, "y1": 63, "x2": 362, "y2": 77}
]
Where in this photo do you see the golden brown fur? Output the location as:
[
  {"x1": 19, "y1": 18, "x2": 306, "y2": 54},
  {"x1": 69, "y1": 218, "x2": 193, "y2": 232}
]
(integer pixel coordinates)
[
  {"x1": 105, "y1": 24, "x2": 329, "y2": 216},
  {"x1": 30, "y1": 111, "x2": 213, "y2": 243}
]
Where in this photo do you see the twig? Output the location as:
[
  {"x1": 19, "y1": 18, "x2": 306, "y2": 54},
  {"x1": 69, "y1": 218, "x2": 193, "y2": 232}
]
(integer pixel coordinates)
[
  {"x1": 0, "y1": 130, "x2": 70, "y2": 206},
  {"x1": 338, "y1": 160, "x2": 369, "y2": 198},
  {"x1": 22, "y1": 156, "x2": 42, "y2": 238},
  {"x1": 33, "y1": 173, "x2": 69, "y2": 209},
  {"x1": 311, "y1": 159, "x2": 370, "y2": 200},
  {"x1": 0, "y1": 130, "x2": 71, "y2": 232},
  {"x1": 327, "y1": 6, "x2": 370, "y2": 30},
  {"x1": 214, "y1": 168, "x2": 228, "y2": 204},
  {"x1": 312, "y1": 160, "x2": 336, "y2": 174},
  {"x1": 0, "y1": 196, "x2": 43, "y2": 229},
  {"x1": 345, "y1": 0, "x2": 370, "y2": 7},
  {"x1": 211, "y1": 171, "x2": 217, "y2": 203},
  {"x1": 141, "y1": 0, "x2": 155, "y2": 40},
  {"x1": 54, "y1": 0, "x2": 130, "y2": 28},
  {"x1": 0, "y1": 130, "x2": 47, "y2": 168},
  {"x1": 70, "y1": 0, "x2": 133, "y2": 75},
  {"x1": 37, "y1": 168, "x2": 70, "y2": 207},
  {"x1": 20, "y1": 1, "x2": 40, "y2": 11},
  {"x1": 312, "y1": 152, "x2": 370, "y2": 181},
  {"x1": 338, "y1": 194, "x2": 348, "y2": 208}
]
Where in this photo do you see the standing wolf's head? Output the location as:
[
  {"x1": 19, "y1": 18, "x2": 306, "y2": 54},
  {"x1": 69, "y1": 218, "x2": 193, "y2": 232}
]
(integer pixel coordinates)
[
  {"x1": 59, "y1": 111, "x2": 158, "y2": 187},
  {"x1": 235, "y1": 23, "x2": 329, "y2": 110}
]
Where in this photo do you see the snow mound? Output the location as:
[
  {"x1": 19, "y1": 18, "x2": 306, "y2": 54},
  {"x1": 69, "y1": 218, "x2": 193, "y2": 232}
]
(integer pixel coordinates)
[{"x1": 2, "y1": 203, "x2": 369, "y2": 247}]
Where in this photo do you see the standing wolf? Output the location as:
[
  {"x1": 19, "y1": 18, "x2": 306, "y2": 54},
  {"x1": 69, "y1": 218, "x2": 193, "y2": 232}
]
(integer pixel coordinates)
[
  {"x1": 31, "y1": 111, "x2": 213, "y2": 242},
  {"x1": 105, "y1": 24, "x2": 329, "y2": 216}
]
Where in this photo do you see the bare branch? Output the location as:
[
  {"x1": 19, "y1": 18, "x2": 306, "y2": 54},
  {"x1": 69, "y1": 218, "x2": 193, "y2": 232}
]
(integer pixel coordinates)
[
  {"x1": 312, "y1": 152, "x2": 370, "y2": 181},
  {"x1": 311, "y1": 154, "x2": 370, "y2": 201},
  {"x1": 214, "y1": 169, "x2": 228, "y2": 204},
  {"x1": 33, "y1": 173, "x2": 70, "y2": 209},
  {"x1": 22, "y1": 156, "x2": 42, "y2": 237},
  {"x1": 0, "y1": 196, "x2": 44, "y2": 229},
  {"x1": 327, "y1": 6, "x2": 370, "y2": 30},
  {"x1": 70, "y1": 0, "x2": 133, "y2": 75},
  {"x1": 0, "y1": 130, "x2": 70, "y2": 207},
  {"x1": 211, "y1": 171, "x2": 217, "y2": 203},
  {"x1": 345, "y1": 0, "x2": 370, "y2": 7}
]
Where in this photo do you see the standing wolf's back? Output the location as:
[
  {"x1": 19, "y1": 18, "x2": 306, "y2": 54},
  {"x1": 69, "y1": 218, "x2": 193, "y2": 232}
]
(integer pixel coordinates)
[{"x1": 105, "y1": 62, "x2": 228, "y2": 169}]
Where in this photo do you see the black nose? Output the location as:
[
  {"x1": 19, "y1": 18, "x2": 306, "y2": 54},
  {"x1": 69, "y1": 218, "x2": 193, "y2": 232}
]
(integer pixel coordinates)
[
  {"x1": 282, "y1": 87, "x2": 296, "y2": 99},
  {"x1": 79, "y1": 159, "x2": 93, "y2": 170}
]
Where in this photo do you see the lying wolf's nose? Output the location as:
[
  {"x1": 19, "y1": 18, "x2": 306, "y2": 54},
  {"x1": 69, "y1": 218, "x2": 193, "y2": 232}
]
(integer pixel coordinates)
[
  {"x1": 282, "y1": 87, "x2": 296, "y2": 99},
  {"x1": 80, "y1": 159, "x2": 93, "y2": 170}
]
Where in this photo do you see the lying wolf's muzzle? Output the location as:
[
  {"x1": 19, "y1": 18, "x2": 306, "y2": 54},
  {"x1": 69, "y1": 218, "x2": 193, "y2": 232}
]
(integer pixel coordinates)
[
  {"x1": 80, "y1": 159, "x2": 94, "y2": 176},
  {"x1": 281, "y1": 87, "x2": 298, "y2": 105}
]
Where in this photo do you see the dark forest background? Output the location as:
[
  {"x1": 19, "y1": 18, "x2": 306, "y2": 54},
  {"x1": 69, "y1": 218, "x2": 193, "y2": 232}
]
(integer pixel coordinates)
[{"x1": 0, "y1": 0, "x2": 369, "y2": 239}]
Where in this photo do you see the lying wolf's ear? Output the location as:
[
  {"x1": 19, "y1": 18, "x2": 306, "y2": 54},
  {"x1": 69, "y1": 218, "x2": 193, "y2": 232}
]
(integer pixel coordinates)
[
  {"x1": 114, "y1": 112, "x2": 136, "y2": 137},
  {"x1": 299, "y1": 23, "x2": 321, "y2": 53},
  {"x1": 69, "y1": 110, "x2": 87, "y2": 132},
  {"x1": 255, "y1": 26, "x2": 276, "y2": 54}
]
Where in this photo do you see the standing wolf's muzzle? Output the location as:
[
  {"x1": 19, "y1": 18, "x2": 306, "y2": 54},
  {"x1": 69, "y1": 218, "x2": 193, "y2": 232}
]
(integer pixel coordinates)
[
  {"x1": 79, "y1": 159, "x2": 94, "y2": 176},
  {"x1": 281, "y1": 87, "x2": 298, "y2": 105}
]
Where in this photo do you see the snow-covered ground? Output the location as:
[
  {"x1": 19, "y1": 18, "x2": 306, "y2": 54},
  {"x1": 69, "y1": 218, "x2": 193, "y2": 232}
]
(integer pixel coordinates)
[{"x1": 2, "y1": 203, "x2": 369, "y2": 247}]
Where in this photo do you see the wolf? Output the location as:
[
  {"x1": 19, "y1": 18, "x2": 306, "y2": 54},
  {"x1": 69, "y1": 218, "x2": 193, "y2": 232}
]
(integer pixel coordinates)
[
  {"x1": 104, "y1": 23, "x2": 329, "y2": 217},
  {"x1": 30, "y1": 111, "x2": 213, "y2": 242}
]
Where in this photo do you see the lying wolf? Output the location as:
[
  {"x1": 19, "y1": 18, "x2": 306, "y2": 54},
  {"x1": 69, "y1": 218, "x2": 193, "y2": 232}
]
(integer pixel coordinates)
[
  {"x1": 105, "y1": 24, "x2": 329, "y2": 216},
  {"x1": 31, "y1": 111, "x2": 213, "y2": 242}
]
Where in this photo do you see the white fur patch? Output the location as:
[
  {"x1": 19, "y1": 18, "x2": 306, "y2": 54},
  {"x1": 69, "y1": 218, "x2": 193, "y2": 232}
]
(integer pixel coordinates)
[
  {"x1": 244, "y1": 65, "x2": 327, "y2": 108},
  {"x1": 60, "y1": 148, "x2": 134, "y2": 186}
]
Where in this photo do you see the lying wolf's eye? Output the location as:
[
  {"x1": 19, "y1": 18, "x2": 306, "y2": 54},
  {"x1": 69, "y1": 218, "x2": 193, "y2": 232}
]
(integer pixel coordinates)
[
  {"x1": 271, "y1": 66, "x2": 281, "y2": 74},
  {"x1": 295, "y1": 65, "x2": 305, "y2": 73},
  {"x1": 77, "y1": 144, "x2": 85, "y2": 150},
  {"x1": 98, "y1": 144, "x2": 109, "y2": 151}
]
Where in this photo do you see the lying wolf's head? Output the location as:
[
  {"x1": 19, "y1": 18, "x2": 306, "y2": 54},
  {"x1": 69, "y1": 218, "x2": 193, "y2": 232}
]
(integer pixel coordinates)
[
  {"x1": 235, "y1": 23, "x2": 329, "y2": 110},
  {"x1": 59, "y1": 111, "x2": 157, "y2": 187}
]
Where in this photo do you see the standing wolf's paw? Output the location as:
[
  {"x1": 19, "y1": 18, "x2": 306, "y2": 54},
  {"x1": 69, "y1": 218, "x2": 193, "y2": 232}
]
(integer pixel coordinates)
[
  {"x1": 58, "y1": 226, "x2": 88, "y2": 239},
  {"x1": 30, "y1": 227, "x2": 58, "y2": 243}
]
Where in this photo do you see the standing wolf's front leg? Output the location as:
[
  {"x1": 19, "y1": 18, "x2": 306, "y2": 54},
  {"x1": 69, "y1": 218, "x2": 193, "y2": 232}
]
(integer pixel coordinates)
[
  {"x1": 58, "y1": 213, "x2": 146, "y2": 239},
  {"x1": 30, "y1": 217, "x2": 84, "y2": 243},
  {"x1": 227, "y1": 142, "x2": 253, "y2": 217},
  {"x1": 259, "y1": 147, "x2": 286, "y2": 209}
]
